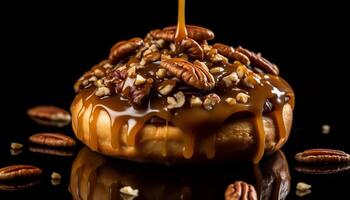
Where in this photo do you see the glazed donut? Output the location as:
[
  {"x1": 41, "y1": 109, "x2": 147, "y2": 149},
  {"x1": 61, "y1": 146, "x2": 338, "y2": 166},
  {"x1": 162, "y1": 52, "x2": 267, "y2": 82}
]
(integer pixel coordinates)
[{"x1": 71, "y1": 25, "x2": 295, "y2": 164}]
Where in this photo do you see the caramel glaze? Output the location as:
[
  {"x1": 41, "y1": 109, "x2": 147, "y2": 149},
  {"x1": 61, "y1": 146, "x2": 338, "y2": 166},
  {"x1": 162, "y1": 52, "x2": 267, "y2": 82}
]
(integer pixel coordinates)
[{"x1": 72, "y1": 58, "x2": 294, "y2": 164}]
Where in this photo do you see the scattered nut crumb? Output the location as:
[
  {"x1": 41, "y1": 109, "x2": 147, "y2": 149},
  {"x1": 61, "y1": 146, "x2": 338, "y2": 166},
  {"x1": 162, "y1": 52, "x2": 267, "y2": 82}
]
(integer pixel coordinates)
[
  {"x1": 243, "y1": 76, "x2": 255, "y2": 88},
  {"x1": 95, "y1": 79, "x2": 105, "y2": 87},
  {"x1": 235, "y1": 63, "x2": 246, "y2": 78},
  {"x1": 95, "y1": 86, "x2": 110, "y2": 97},
  {"x1": 156, "y1": 68, "x2": 167, "y2": 78},
  {"x1": 120, "y1": 186, "x2": 139, "y2": 197},
  {"x1": 161, "y1": 53, "x2": 171, "y2": 61},
  {"x1": 11, "y1": 142, "x2": 23, "y2": 150},
  {"x1": 134, "y1": 74, "x2": 146, "y2": 85},
  {"x1": 190, "y1": 96, "x2": 203, "y2": 107},
  {"x1": 210, "y1": 67, "x2": 224, "y2": 74},
  {"x1": 236, "y1": 92, "x2": 250, "y2": 104},
  {"x1": 225, "y1": 97, "x2": 237, "y2": 105},
  {"x1": 88, "y1": 76, "x2": 97, "y2": 82},
  {"x1": 155, "y1": 39, "x2": 165, "y2": 48},
  {"x1": 203, "y1": 93, "x2": 221, "y2": 110},
  {"x1": 169, "y1": 43, "x2": 176, "y2": 52},
  {"x1": 322, "y1": 124, "x2": 331, "y2": 134},
  {"x1": 51, "y1": 172, "x2": 61, "y2": 180},
  {"x1": 296, "y1": 182, "x2": 311, "y2": 191},
  {"x1": 51, "y1": 179, "x2": 61, "y2": 186},
  {"x1": 167, "y1": 91, "x2": 185, "y2": 109}
]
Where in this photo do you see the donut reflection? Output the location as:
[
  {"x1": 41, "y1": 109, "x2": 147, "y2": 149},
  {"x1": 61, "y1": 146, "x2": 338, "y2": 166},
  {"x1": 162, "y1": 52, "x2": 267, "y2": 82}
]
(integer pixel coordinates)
[{"x1": 69, "y1": 147, "x2": 290, "y2": 200}]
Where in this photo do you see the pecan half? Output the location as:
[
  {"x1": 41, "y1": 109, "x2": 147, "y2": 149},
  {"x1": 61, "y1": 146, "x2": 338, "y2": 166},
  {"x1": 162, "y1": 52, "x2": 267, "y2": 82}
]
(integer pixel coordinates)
[
  {"x1": 295, "y1": 149, "x2": 350, "y2": 163},
  {"x1": 27, "y1": 105, "x2": 71, "y2": 127},
  {"x1": 236, "y1": 46, "x2": 279, "y2": 75},
  {"x1": 160, "y1": 58, "x2": 215, "y2": 90},
  {"x1": 213, "y1": 43, "x2": 250, "y2": 66},
  {"x1": 109, "y1": 38, "x2": 144, "y2": 64},
  {"x1": 29, "y1": 133, "x2": 76, "y2": 147},
  {"x1": 164, "y1": 25, "x2": 215, "y2": 41},
  {"x1": 150, "y1": 29, "x2": 174, "y2": 41},
  {"x1": 295, "y1": 163, "x2": 350, "y2": 175},
  {"x1": 29, "y1": 146, "x2": 75, "y2": 157},
  {"x1": 180, "y1": 38, "x2": 204, "y2": 60},
  {"x1": 0, "y1": 165, "x2": 42, "y2": 181},
  {"x1": 225, "y1": 181, "x2": 258, "y2": 200}
]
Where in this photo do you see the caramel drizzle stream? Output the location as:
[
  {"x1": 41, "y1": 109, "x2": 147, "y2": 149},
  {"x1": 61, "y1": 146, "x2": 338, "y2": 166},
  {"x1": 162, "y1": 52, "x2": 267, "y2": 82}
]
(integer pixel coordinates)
[{"x1": 175, "y1": 0, "x2": 188, "y2": 44}]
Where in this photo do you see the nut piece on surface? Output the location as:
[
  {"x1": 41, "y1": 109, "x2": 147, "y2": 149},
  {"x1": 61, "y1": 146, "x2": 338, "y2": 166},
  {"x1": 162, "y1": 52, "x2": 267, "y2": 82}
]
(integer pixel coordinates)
[
  {"x1": 296, "y1": 182, "x2": 311, "y2": 197},
  {"x1": 109, "y1": 38, "x2": 144, "y2": 64},
  {"x1": 27, "y1": 106, "x2": 71, "y2": 125},
  {"x1": 295, "y1": 149, "x2": 350, "y2": 163},
  {"x1": 11, "y1": 142, "x2": 23, "y2": 150},
  {"x1": 51, "y1": 172, "x2": 61, "y2": 180},
  {"x1": 203, "y1": 93, "x2": 221, "y2": 110},
  {"x1": 29, "y1": 133, "x2": 76, "y2": 147},
  {"x1": 236, "y1": 93, "x2": 250, "y2": 104},
  {"x1": 0, "y1": 165, "x2": 42, "y2": 181},
  {"x1": 296, "y1": 182, "x2": 311, "y2": 191},
  {"x1": 120, "y1": 186, "x2": 139, "y2": 197},
  {"x1": 190, "y1": 96, "x2": 203, "y2": 107},
  {"x1": 94, "y1": 69, "x2": 105, "y2": 78},
  {"x1": 167, "y1": 91, "x2": 185, "y2": 109},
  {"x1": 225, "y1": 97, "x2": 237, "y2": 105},
  {"x1": 95, "y1": 86, "x2": 111, "y2": 97},
  {"x1": 134, "y1": 74, "x2": 146, "y2": 86},
  {"x1": 157, "y1": 80, "x2": 176, "y2": 96},
  {"x1": 225, "y1": 181, "x2": 257, "y2": 200},
  {"x1": 322, "y1": 124, "x2": 331, "y2": 134},
  {"x1": 222, "y1": 72, "x2": 239, "y2": 87}
]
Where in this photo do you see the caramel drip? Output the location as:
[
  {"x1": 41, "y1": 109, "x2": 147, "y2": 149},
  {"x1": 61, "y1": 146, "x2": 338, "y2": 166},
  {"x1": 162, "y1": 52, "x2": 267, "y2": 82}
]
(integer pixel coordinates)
[
  {"x1": 252, "y1": 114, "x2": 266, "y2": 164},
  {"x1": 73, "y1": 67, "x2": 294, "y2": 163},
  {"x1": 175, "y1": 0, "x2": 188, "y2": 44},
  {"x1": 89, "y1": 106, "x2": 102, "y2": 151}
]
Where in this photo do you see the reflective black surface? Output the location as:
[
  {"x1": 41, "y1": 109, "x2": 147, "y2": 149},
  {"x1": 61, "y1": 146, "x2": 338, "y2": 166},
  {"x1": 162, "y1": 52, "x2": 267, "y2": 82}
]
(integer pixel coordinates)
[{"x1": 1, "y1": 0, "x2": 349, "y2": 199}]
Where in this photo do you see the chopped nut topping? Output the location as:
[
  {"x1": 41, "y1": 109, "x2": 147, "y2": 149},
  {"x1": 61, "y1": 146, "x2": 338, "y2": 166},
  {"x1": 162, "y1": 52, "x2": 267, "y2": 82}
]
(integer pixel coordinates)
[
  {"x1": 243, "y1": 76, "x2": 256, "y2": 88},
  {"x1": 209, "y1": 67, "x2": 224, "y2": 74},
  {"x1": 203, "y1": 93, "x2": 221, "y2": 110},
  {"x1": 236, "y1": 92, "x2": 250, "y2": 104},
  {"x1": 134, "y1": 74, "x2": 146, "y2": 85},
  {"x1": 225, "y1": 97, "x2": 237, "y2": 105},
  {"x1": 157, "y1": 80, "x2": 176, "y2": 95},
  {"x1": 190, "y1": 96, "x2": 203, "y2": 107},
  {"x1": 82, "y1": 79, "x2": 89, "y2": 86},
  {"x1": 322, "y1": 124, "x2": 331, "y2": 134},
  {"x1": 103, "y1": 63, "x2": 113, "y2": 69},
  {"x1": 169, "y1": 43, "x2": 176, "y2": 52},
  {"x1": 235, "y1": 62, "x2": 247, "y2": 79},
  {"x1": 11, "y1": 142, "x2": 23, "y2": 150},
  {"x1": 155, "y1": 39, "x2": 165, "y2": 48},
  {"x1": 94, "y1": 69, "x2": 105, "y2": 78},
  {"x1": 156, "y1": 68, "x2": 167, "y2": 78},
  {"x1": 88, "y1": 76, "x2": 97, "y2": 82},
  {"x1": 95, "y1": 86, "x2": 110, "y2": 97},
  {"x1": 127, "y1": 65, "x2": 137, "y2": 77},
  {"x1": 167, "y1": 91, "x2": 185, "y2": 109},
  {"x1": 95, "y1": 79, "x2": 105, "y2": 87},
  {"x1": 222, "y1": 72, "x2": 239, "y2": 87}
]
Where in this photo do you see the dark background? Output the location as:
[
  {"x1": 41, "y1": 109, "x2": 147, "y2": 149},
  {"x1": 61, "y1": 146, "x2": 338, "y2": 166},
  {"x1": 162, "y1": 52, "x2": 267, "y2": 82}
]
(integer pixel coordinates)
[{"x1": 0, "y1": 0, "x2": 349, "y2": 199}]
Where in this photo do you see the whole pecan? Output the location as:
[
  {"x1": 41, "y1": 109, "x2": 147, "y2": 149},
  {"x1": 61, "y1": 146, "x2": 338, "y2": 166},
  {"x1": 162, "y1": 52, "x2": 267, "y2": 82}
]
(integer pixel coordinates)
[
  {"x1": 27, "y1": 105, "x2": 71, "y2": 127},
  {"x1": 0, "y1": 165, "x2": 42, "y2": 181},
  {"x1": 150, "y1": 25, "x2": 215, "y2": 42},
  {"x1": 236, "y1": 46, "x2": 279, "y2": 75},
  {"x1": 180, "y1": 38, "x2": 204, "y2": 60},
  {"x1": 213, "y1": 43, "x2": 250, "y2": 66},
  {"x1": 160, "y1": 58, "x2": 215, "y2": 90},
  {"x1": 109, "y1": 38, "x2": 144, "y2": 64},
  {"x1": 164, "y1": 25, "x2": 215, "y2": 41},
  {"x1": 295, "y1": 149, "x2": 350, "y2": 164},
  {"x1": 29, "y1": 133, "x2": 76, "y2": 147},
  {"x1": 29, "y1": 146, "x2": 75, "y2": 157},
  {"x1": 225, "y1": 181, "x2": 258, "y2": 200}
]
